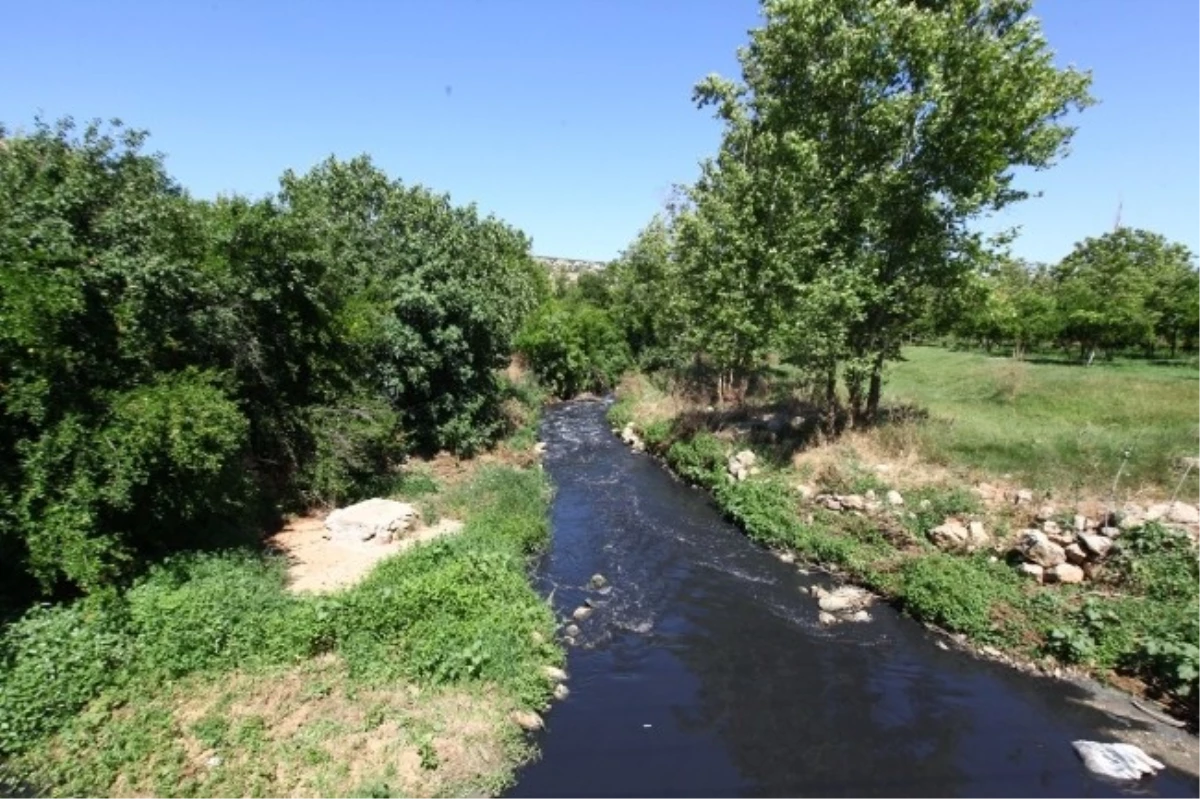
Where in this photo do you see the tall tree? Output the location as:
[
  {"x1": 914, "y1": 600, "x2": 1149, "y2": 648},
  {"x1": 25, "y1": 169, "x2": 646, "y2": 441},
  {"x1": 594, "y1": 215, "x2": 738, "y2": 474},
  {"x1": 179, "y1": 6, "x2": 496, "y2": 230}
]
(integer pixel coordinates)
[
  {"x1": 1054, "y1": 227, "x2": 1197, "y2": 361},
  {"x1": 690, "y1": 0, "x2": 1093, "y2": 418}
]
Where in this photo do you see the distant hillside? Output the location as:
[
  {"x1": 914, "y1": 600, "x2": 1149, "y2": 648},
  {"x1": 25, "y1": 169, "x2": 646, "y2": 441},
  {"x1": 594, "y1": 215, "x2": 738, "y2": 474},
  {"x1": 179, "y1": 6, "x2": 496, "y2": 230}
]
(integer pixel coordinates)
[{"x1": 534, "y1": 255, "x2": 608, "y2": 280}]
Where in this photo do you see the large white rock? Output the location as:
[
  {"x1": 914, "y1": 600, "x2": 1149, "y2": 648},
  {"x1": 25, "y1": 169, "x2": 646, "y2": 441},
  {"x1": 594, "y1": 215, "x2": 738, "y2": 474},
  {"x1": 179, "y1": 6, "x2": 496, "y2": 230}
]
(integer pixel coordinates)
[
  {"x1": 324, "y1": 498, "x2": 419, "y2": 544},
  {"x1": 930, "y1": 520, "x2": 971, "y2": 552}
]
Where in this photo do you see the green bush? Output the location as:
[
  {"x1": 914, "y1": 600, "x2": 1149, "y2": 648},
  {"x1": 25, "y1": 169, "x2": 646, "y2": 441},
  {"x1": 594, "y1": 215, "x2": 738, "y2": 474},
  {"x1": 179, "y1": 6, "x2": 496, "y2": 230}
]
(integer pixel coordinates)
[
  {"x1": 516, "y1": 301, "x2": 631, "y2": 398},
  {"x1": 714, "y1": 477, "x2": 799, "y2": 546},
  {"x1": 899, "y1": 555, "x2": 1015, "y2": 639},
  {"x1": 299, "y1": 396, "x2": 406, "y2": 508},
  {"x1": 666, "y1": 433, "x2": 727, "y2": 488},
  {"x1": 0, "y1": 600, "x2": 133, "y2": 754}
]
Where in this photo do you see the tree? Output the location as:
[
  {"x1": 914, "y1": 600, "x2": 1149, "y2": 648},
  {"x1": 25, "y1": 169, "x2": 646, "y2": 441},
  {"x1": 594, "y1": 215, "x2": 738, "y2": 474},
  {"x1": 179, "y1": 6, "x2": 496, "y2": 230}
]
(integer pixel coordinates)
[
  {"x1": 976, "y1": 257, "x2": 1059, "y2": 359},
  {"x1": 607, "y1": 215, "x2": 680, "y2": 367},
  {"x1": 689, "y1": 0, "x2": 1093, "y2": 419},
  {"x1": 1053, "y1": 228, "x2": 1196, "y2": 361}
]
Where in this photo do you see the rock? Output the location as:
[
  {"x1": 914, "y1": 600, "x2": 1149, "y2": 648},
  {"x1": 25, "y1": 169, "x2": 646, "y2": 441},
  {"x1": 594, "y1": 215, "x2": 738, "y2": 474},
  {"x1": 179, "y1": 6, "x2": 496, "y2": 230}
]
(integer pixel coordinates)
[
  {"x1": 1035, "y1": 504, "x2": 1056, "y2": 523},
  {"x1": 1016, "y1": 530, "x2": 1066, "y2": 569},
  {"x1": 1019, "y1": 563, "x2": 1045, "y2": 582},
  {"x1": 1042, "y1": 520, "x2": 1061, "y2": 535},
  {"x1": 841, "y1": 495, "x2": 866, "y2": 512},
  {"x1": 1072, "y1": 741, "x2": 1164, "y2": 781},
  {"x1": 324, "y1": 498, "x2": 419, "y2": 544},
  {"x1": 818, "y1": 611, "x2": 838, "y2": 625},
  {"x1": 776, "y1": 551, "x2": 796, "y2": 564},
  {"x1": 533, "y1": 442, "x2": 547, "y2": 455},
  {"x1": 1014, "y1": 489, "x2": 1034, "y2": 505},
  {"x1": 1073, "y1": 514, "x2": 1088, "y2": 532},
  {"x1": 864, "y1": 489, "x2": 877, "y2": 501},
  {"x1": 795, "y1": 484, "x2": 816, "y2": 500},
  {"x1": 620, "y1": 423, "x2": 638, "y2": 444},
  {"x1": 885, "y1": 490, "x2": 904, "y2": 506},
  {"x1": 572, "y1": 606, "x2": 594, "y2": 622},
  {"x1": 542, "y1": 665, "x2": 568, "y2": 682},
  {"x1": 1064, "y1": 543, "x2": 1088, "y2": 565},
  {"x1": 929, "y1": 520, "x2": 969, "y2": 552},
  {"x1": 631, "y1": 438, "x2": 646, "y2": 453},
  {"x1": 1168, "y1": 501, "x2": 1200, "y2": 525},
  {"x1": 848, "y1": 610, "x2": 872, "y2": 623},
  {"x1": 919, "y1": 499, "x2": 932, "y2": 511},
  {"x1": 589, "y1": 573, "x2": 608, "y2": 589},
  {"x1": 511, "y1": 711, "x2": 544, "y2": 731},
  {"x1": 967, "y1": 521, "x2": 990, "y2": 549},
  {"x1": 564, "y1": 624, "x2": 581, "y2": 638},
  {"x1": 822, "y1": 497, "x2": 844, "y2": 512},
  {"x1": 553, "y1": 683, "x2": 570, "y2": 701},
  {"x1": 1145, "y1": 503, "x2": 1171, "y2": 522},
  {"x1": 1078, "y1": 532, "x2": 1113, "y2": 559},
  {"x1": 1100, "y1": 526, "x2": 1121, "y2": 538},
  {"x1": 816, "y1": 585, "x2": 873, "y2": 614},
  {"x1": 206, "y1": 755, "x2": 222, "y2": 768},
  {"x1": 1047, "y1": 563, "x2": 1085, "y2": 584},
  {"x1": 865, "y1": 500, "x2": 882, "y2": 513},
  {"x1": 733, "y1": 449, "x2": 757, "y2": 468}
]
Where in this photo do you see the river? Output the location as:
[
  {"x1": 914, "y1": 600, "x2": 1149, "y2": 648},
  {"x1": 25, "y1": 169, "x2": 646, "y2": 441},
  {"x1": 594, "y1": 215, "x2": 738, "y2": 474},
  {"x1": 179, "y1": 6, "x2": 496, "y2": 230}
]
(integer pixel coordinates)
[{"x1": 506, "y1": 400, "x2": 1197, "y2": 798}]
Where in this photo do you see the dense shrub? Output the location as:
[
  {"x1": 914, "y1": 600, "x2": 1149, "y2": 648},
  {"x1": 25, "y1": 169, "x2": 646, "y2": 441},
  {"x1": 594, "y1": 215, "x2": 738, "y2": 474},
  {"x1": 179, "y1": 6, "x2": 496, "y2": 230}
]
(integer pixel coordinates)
[
  {"x1": 666, "y1": 432, "x2": 726, "y2": 488},
  {"x1": 0, "y1": 118, "x2": 546, "y2": 599},
  {"x1": 515, "y1": 300, "x2": 630, "y2": 398},
  {"x1": 899, "y1": 555, "x2": 1017, "y2": 640}
]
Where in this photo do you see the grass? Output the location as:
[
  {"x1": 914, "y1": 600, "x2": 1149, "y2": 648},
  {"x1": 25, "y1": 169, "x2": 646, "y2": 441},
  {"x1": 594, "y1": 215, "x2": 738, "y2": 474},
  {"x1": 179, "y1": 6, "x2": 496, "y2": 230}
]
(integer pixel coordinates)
[
  {"x1": 884, "y1": 346, "x2": 1199, "y2": 500},
  {"x1": 0, "y1": 461, "x2": 562, "y2": 797}
]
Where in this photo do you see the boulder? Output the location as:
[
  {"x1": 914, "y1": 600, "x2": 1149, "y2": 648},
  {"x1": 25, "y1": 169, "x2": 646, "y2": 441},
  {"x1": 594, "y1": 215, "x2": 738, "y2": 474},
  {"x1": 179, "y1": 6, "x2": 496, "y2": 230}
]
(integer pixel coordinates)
[
  {"x1": 818, "y1": 611, "x2": 839, "y2": 626},
  {"x1": 1014, "y1": 489, "x2": 1034, "y2": 505},
  {"x1": 1041, "y1": 520, "x2": 1061, "y2": 535},
  {"x1": 572, "y1": 606, "x2": 594, "y2": 622},
  {"x1": 864, "y1": 489, "x2": 877, "y2": 502},
  {"x1": 886, "y1": 490, "x2": 904, "y2": 506},
  {"x1": 1016, "y1": 530, "x2": 1066, "y2": 569},
  {"x1": 1073, "y1": 514, "x2": 1089, "y2": 532},
  {"x1": 564, "y1": 624, "x2": 581, "y2": 638},
  {"x1": 553, "y1": 683, "x2": 570, "y2": 701},
  {"x1": 848, "y1": 609, "x2": 872, "y2": 623},
  {"x1": 620, "y1": 423, "x2": 638, "y2": 445},
  {"x1": 1064, "y1": 543, "x2": 1088, "y2": 565},
  {"x1": 1035, "y1": 504, "x2": 1056, "y2": 523},
  {"x1": 1047, "y1": 563, "x2": 1085, "y2": 584},
  {"x1": 1078, "y1": 532, "x2": 1113, "y2": 559},
  {"x1": 822, "y1": 497, "x2": 844, "y2": 512},
  {"x1": 533, "y1": 442, "x2": 547, "y2": 455},
  {"x1": 930, "y1": 520, "x2": 971, "y2": 552},
  {"x1": 1099, "y1": 526, "x2": 1121, "y2": 538},
  {"x1": 1168, "y1": 502, "x2": 1200, "y2": 525},
  {"x1": 1018, "y1": 562, "x2": 1045, "y2": 582},
  {"x1": 589, "y1": 573, "x2": 608, "y2": 589},
  {"x1": 776, "y1": 551, "x2": 796, "y2": 564},
  {"x1": 324, "y1": 498, "x2": 419, "y2": 544}
]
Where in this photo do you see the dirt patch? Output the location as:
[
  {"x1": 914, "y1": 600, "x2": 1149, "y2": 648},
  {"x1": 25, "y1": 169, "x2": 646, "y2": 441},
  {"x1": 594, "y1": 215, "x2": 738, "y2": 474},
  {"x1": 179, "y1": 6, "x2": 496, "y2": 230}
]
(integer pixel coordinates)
[{"x1": 269, "y1": 515, "x2": 465, "y2": 594}]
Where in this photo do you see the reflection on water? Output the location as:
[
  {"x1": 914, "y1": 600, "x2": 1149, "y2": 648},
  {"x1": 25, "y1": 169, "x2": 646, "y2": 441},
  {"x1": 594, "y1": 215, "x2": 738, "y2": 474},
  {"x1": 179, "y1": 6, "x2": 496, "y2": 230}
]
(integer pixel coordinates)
[{"x1": 508, "y1": 401, "x2": 1197, "y2": 798}]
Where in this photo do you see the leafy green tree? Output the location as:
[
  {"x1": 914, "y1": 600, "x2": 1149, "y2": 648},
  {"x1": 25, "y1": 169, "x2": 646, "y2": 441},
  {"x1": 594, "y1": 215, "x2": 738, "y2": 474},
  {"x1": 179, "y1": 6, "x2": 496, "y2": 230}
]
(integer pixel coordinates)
[
  {"x1": 516, "y1": 300, "x2": 630, "y2": 398},
  {"x1": 976, "y1": 257, "x2": 1060, "y2": 359},
  {"x1": 606, "y1": 215, "x2": 681, "y2": 368},
  {"x1": 688, "y1": 0, "x2": 1093, "y2": 419},
  {"x1": 278, "y1": 156, "x2": 548, "y2": 454},
  {"x1": 1053, "y1": 228, "x2": 1195, "y2": 361}
]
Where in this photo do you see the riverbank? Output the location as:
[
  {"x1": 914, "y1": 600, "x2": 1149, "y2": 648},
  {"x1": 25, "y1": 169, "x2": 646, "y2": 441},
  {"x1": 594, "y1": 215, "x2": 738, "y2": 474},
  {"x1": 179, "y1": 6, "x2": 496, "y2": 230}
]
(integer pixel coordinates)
[
  {"x1": 0, "y1": 437, "x2": 564, "y2": 797},
  {"x1": 607, "y1": 368, "x2": 1199, "y2": 732}
]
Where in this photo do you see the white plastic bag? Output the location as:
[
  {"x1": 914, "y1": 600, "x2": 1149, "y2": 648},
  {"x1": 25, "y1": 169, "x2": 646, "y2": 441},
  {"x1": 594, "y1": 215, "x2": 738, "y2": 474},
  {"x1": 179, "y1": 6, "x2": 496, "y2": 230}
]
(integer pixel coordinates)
[{"x1": 1072, "y1": 740, "x2": 1165, "y2": 781}]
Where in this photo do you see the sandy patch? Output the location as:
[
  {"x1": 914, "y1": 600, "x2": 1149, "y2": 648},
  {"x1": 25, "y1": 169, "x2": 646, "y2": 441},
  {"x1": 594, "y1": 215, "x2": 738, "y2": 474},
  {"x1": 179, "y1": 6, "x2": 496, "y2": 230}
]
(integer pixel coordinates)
[{"x1": 269, "y1": 515, "x2": 465, "y2": 594}]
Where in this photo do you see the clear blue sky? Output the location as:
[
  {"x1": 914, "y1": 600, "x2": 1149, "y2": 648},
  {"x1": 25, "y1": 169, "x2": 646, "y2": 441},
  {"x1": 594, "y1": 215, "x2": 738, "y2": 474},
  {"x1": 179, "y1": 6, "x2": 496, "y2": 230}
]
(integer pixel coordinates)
[{"x1": 3, "y1": 0, "x2": 1196, "y2": 263}]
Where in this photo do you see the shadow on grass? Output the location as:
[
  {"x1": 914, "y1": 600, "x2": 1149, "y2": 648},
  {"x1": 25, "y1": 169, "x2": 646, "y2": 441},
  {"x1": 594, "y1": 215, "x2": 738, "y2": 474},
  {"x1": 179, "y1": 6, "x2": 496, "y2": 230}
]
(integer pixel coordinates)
[{"x1": 670, "y1": 397, "x2": 930, "y2": 468}]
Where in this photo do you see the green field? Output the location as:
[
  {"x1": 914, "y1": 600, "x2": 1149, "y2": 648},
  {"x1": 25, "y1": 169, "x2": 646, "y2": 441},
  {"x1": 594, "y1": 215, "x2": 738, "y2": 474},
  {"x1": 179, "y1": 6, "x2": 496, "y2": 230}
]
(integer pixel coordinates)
[{"x1": 884, "y1": 347, "x2": 1200, "y2": 500}]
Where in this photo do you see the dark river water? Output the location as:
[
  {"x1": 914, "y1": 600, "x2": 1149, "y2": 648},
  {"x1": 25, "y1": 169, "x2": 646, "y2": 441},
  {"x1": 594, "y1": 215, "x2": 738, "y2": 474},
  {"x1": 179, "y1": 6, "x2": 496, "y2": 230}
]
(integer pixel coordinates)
[{"x1": 506, "y1": 400, "x2": 1198, "y2": 798}]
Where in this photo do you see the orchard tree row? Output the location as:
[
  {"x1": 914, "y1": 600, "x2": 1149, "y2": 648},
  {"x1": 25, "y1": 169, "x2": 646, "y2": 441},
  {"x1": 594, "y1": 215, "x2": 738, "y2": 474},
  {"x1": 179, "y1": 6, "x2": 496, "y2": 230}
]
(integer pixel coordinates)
[
  {"x1": 942, "y1": 229, "x2": 1198, "y2": 361},
  {"x1": 0, "y1": 118, "x2": 549, "y2": 602}
]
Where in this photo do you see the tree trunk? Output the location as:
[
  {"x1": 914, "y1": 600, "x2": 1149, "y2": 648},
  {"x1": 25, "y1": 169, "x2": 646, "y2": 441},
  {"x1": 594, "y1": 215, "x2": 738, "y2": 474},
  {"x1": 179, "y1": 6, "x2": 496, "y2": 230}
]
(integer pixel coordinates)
[
  {"x1": 865, "y1": 350, "x2": 886, "y2": 421},
  {"x1": 1086, "y1": 347, "x2": 1096, "y2": 366},
  {"x1": 823, "y1": 364, "x2": 838, "y2": 437}
]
